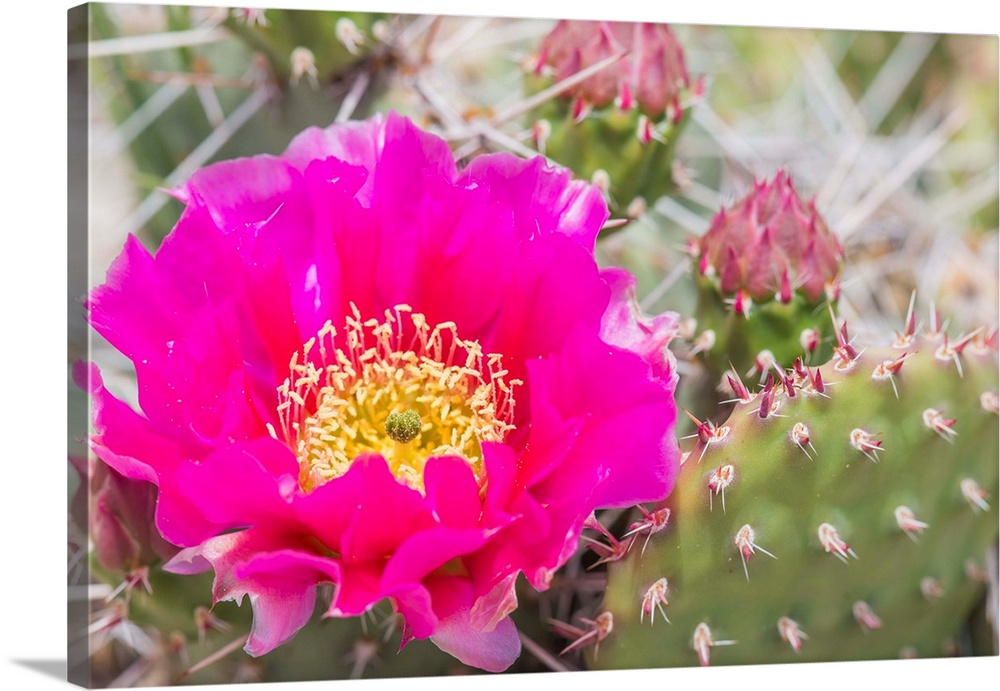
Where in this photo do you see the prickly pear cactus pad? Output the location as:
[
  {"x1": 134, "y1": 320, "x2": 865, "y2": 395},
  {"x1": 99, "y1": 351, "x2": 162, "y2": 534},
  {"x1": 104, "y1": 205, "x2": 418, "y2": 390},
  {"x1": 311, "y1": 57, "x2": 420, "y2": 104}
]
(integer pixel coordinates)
[{"x1": 595, "y1": 320, "x2": 999, "y2": 668}]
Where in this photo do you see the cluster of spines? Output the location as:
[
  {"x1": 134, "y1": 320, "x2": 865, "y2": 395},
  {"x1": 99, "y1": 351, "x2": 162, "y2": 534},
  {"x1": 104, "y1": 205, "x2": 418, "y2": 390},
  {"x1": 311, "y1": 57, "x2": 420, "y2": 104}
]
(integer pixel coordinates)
[{"x1": 589, "y1": 301, "x2": 997, "y2": 667}]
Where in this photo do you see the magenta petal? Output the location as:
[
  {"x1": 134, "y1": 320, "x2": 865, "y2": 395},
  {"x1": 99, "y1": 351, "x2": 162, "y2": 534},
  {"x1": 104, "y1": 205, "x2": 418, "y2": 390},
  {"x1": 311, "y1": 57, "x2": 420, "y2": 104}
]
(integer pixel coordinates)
[
  {"x1": 421, "y1": 456, "x2": 483, "y2": 527},
  {"x1": 235, "y1": 550, "x2": 341, "y2": 656},
  {"x1": 426, "y1": 575, "x2": 521, "y2": 673},
  {"x1": 339, "y1": 455, "x2": 435, "y2": 562},
  {"x1": 389, "y1": 584, "x2": 436, "y2": 641},
  {"x1": 381, "y1": 526, "x2": 495, "y2": 593},
  {"x1": 172, "y1": 437, "x2": 299, "y2": 532},
  {"x1": 460, "y1": 153, "x2": 608, "y2": 247},
  {"x1": 469, "y1": 573, "x2": 519, "y2": 632},
  {"x1": 600, "y1": 267, "x2": 680, "y2": 387},
  {"x1": 325, "y1": 561, "x2": 383, "y2": 618},
  {"x1": 488, "y1": 233, "x2": 609, "y2": 377},
  {"x1": 166, "y1": 531, "x2": 341, "y2": 656},
  {"x1": 531, "y1": 325, "x2": 680, "y2": 508},
  {"x1": 283, "y1": 114, "x2": 384, "y2": 175}
]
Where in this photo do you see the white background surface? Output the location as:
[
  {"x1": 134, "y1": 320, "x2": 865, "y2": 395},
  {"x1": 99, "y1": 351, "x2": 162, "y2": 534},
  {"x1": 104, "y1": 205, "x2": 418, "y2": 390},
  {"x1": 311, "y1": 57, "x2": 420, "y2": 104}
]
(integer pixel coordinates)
[{"x1": 2, "y1": 0, "x2": 998, "y2": 689}]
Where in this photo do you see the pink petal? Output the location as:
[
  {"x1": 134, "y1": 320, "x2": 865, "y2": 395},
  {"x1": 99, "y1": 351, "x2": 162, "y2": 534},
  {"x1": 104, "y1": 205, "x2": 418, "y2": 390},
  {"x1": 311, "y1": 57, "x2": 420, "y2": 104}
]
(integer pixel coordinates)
[
  {"x1": 166, "y1": 530, "x2": 341, "y2": 656},
  {"x1": 460, "y1": 153, "x2": 608, "y2": 247},
  {"x1": 600, "y1": 267, "x2": 680, "y2": 387},
  {"x1": 426, "y1": 575, "x2": 521, "y2": 673}
]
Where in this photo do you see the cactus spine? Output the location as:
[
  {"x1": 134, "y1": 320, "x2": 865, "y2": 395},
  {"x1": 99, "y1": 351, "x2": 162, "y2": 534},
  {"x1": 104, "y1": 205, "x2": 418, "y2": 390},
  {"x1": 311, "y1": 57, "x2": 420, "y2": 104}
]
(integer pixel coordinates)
[{"x1": 593, "y1": 316, "x2": 998, "y2": 667}]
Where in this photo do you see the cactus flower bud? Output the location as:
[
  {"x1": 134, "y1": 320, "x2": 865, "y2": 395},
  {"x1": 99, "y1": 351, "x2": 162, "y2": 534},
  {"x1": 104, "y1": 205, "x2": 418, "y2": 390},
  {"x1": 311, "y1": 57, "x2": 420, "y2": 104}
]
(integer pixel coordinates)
[
  {"x1": 692, "y1": 170, "x2": 844, "y2": 381},
  {"x1": 526, "y1": 20, "x2": 702, "y2": 213},
  {"x1": 537, "y1": 21, "x2": 691, "y2": 117},
  {"x1": 698, "y1": 170, "x2": 843, "y2": 304},
  {"x1": 90, "y1": 457, "x2": 177, "y2": 574}
]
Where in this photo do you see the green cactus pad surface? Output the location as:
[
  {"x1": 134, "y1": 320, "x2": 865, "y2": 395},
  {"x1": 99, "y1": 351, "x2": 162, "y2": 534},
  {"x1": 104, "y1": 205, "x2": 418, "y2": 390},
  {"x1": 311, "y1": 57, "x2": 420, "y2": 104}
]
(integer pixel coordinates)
[{"x1": 594, "y1": 329, "x2": 998, "y2": 668}]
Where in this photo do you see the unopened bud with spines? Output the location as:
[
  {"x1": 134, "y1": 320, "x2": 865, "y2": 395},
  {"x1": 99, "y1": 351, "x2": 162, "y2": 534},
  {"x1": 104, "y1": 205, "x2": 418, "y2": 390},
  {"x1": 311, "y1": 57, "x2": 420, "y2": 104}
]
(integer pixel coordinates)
[
  {"x1": 526, "y1": 20, "x2": 703, "y2": 214},
  {"x1": 692, "y1": 170, "x2": 844, "y2": 383}
]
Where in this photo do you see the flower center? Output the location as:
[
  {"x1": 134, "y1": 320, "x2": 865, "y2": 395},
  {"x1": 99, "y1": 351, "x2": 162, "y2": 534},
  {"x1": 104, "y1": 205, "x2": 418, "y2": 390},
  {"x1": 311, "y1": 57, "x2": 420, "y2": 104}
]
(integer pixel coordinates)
[{"x1": 274, "y1": 304, "x2": 521, "y2": 493}]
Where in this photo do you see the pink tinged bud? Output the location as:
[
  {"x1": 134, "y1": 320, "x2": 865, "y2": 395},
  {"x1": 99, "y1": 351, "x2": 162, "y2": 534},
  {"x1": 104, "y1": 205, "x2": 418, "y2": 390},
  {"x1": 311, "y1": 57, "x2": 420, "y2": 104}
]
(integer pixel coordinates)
[
  {"x1": 693, "y1": 623, "x2": 736, "y2": 667},
  {"x1": 790, "y1": 422, "x2": 815, "y2": 459},
  {"x1": 922, "y1": 408, "x2": 957, "y2": 441},
  {"x1": 734, "y1": 524, "x2": 777, "y2": 580},
  {"x1": 895, "y1": 506, "x2": 929, "y2": 540},
  {"x1": 707, "y1": 464, "x2": 735, "y2": 512},
  {"x1": 640, "y1": 578, "x2": 671, "y2": 626},
  {"x1": 571, "y1": 95, "x2": 591, "y2": 122},
  {"x1": 853, "y1": 601, "x2": 882, "y2": 631},
  {"x1": 637, "y1": 115, "x2": 655, "y2": 145},
  {"x1": 850, "y1": 428, "x2": 883, "y2": 463},
  {"x1": 699, "y1": 171, "x2": 840, "y2": 303},
  {"x1": 728, "y1": 290, "x2": 753, "y2": 318},
  {"x1": 698, "y1": 252, "x2": 714, "y2": 277},
  {"x1": 617, "y1": 81, "x2": 634, "y2": 111},
  {"x1": 920, "y1": 577, "x2": 944, "y2": 601},
  {"x1": 719, "y1": 248, "x2": 743, "y2": 295},
  {"x1": 778, "y1": 269, "x2": 794, "y2": 304},
  {"x1": 538, "y1": 21, "x2": 691, "y2": 117},
  {"x1": 777, "y1": 617, "x2": 807, "y2": 652},
  {"x1": 757, "y1": 377, "x2": 776, "y2": 419},
  {"x1": 981, "y1": 390, "x2": 999, "y2": 414},
  {"x1": 745, "y1": 226, "x2": 780, "y2": 297},
  {"x1": 810, "y1": 367, "x2": 826, "y2": 394},
  {"x1": 818, "y1": 522, "x2": 857, "y2": 562},
  {"x1": 800, "y1": 328, "x2": 819, "y2": 353},
  {"x1": 961, "y1": 478, "x2": 990, "y2": 513},
  {"x1": 667, "y1": 96, "x2": 682, "y2": 124},
  {"x1": 726, "y1": 373, "x2": 752, "y2": 404}
]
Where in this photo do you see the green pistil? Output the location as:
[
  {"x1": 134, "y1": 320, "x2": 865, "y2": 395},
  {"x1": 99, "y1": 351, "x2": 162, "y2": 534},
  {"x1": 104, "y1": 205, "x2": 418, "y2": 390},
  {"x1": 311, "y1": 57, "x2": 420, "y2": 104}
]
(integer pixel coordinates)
[{"x1": 385, "y1": 410, "x2": 421, "y2": 444}]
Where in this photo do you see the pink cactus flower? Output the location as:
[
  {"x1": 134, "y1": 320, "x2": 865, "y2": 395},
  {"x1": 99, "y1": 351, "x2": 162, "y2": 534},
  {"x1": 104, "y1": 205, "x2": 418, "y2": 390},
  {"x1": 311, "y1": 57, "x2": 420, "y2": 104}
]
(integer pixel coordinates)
[{"x1": 83, "y1": 112, "x2": 680, "y2": 672}]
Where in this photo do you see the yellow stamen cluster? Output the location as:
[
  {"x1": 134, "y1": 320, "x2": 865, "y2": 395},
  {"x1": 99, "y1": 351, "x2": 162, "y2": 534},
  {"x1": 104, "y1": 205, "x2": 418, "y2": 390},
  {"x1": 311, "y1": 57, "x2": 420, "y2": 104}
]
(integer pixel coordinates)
[{"x1": 274, "y1": 304, "x2": 521, "y2": 493}]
